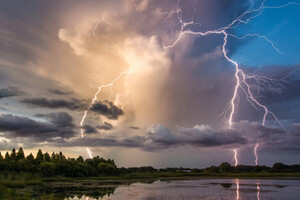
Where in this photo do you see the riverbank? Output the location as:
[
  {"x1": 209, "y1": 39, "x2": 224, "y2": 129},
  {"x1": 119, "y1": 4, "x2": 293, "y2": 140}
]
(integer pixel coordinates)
[{"x1": 2, "y1": 172, "x2": 300, "y2": 187}]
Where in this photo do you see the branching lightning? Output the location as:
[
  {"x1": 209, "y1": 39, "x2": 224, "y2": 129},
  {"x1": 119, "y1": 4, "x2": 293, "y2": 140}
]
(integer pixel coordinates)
[
  {"x1": 80, "y1": 70, "x2": 132, "y2": 158},
  {"x1": 78, "y1": 0, "x2": 299, "y2": 162},
  {"x1": 162, "y1": 0, "x2": 300, "y2": 166}
]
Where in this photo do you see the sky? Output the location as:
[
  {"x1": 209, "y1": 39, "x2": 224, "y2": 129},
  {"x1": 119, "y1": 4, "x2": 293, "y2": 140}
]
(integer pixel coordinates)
[{"x1": 0, "y1": 0, "x2": 300, "y2": 168}]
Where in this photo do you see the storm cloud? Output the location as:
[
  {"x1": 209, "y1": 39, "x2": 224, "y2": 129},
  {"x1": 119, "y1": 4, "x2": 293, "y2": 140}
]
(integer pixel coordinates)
[
  {"x1": 53, "y1": 121, "x2": 300, "y2": 152},
  {"x1": 48, "y1": 88, "x2": 73, "y2": 95},
  {"x1": 83, "y1": 124, "x2": 98, "y2": 133},
  {"x1": 1, "y1": 113, "x2": 300, "y2": 154},
  {"x1": 56, "y1": 135, "x2": 146, "y2": 148},
  {"x1": 147, "y1": 124, "x2": 247, "y2": 148},
  {"x1": 0, "y1": 113, "x2": 76, "y2": 141},
  {"x1": 91, "y1": 100, "x2": 123, "y2": 120},
  {"x1": 36, "y1": 112, "x2": 75, "y2": 128},
  {"x1": 21, "y1": 98, "x2": 84, "y2": 110},
  {"x1": 97, "y1": 122, "x2": 113, "y2": 130}
]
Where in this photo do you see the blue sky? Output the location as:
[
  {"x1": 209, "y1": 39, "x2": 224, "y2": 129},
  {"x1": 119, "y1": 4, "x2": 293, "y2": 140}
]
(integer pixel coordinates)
[{"x1": 231, "y1": 0, "x2": 300, "y2": 66}]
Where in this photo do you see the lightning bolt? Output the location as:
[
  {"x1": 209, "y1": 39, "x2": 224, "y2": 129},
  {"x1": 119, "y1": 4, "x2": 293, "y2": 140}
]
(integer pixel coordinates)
[
  {"x1": 233, "y1": 149, "x2": 238, "y2": 167},
  {"x1": 86, "y1": 147, "x2": 93, "y2": 159},
  {"x1": 80, "y1": 70, "x2": 132, "y2": 158},
  {"x1": 161, "y1": 0, "x2": 300, "y2": 166},
  {"x1": 254, "y1": 142, "x2": 259, "y2": 166}
]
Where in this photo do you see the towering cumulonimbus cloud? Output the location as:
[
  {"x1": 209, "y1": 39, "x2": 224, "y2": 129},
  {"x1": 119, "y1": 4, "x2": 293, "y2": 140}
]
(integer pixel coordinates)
[{"x1": 47, "y1": 0, "x2": 300, "y2": 163}]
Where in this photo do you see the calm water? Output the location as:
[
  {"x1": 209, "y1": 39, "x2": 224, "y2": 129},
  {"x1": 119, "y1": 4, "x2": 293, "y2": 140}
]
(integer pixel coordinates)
[{"x1": 63, "y1": 179, "x2": 300, "y2": 200}]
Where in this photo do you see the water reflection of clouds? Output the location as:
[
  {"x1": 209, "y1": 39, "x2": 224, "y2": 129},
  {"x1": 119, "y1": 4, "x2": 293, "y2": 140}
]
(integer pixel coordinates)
[{"x1": 64, "y1": 179, "x2": 300, "y2": 200}]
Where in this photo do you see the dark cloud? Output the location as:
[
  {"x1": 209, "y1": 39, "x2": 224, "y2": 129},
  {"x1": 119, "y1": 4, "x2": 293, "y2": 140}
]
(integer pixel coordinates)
[
  {"x1": 91, "y1": 100, "x2": 123, "y2": 120},
  {"x1": 97, "y1": 122, "x2": 113, "y2": 130},
  {"x1": 52, "y1": 123, "x2": 247, "y2": 150},
  {"x1": 129, "y1": 126, "x2": 140, "y2": 130},
  {"x1": 56, "y1": 135, "x2": 146, "y2": 148},
  {"x1": 21, "y1": 97, "x2": 84, "y2": 110},
  {"x1": 232, "y1": 121, "x2": 300, "y2": 152},
  {"x1": 0, "y1": 87, "x2": 22, "y2": 99},
  {"x1": 53, "y1": 123, "x2": 248, "y2": 150},
  {"x1": 56, "y1": 122, "x2": 300, "y2": 152},
  {"x1": 0, "y1": 113, "x2": 75, "y2": 141},
  {"x1": 83, "y1": 124, "x2": 98, "y2": 133},
  {"x1": 0, "y1": 114, "x2": 55, "y2": 134},
  {"x1": 147, "y1": 124, "x2": 247, "y2": 148},
  {"x1": 48, "y1": 88, "x2": 73, "y2": 95},
  {"x1": 36, "y1": 112, "x2": 74, "y2": 128},
  {"x1": 55, "y1": 120, "x2": 300, "y2": 153},
  {"x1": 2, "y1": 114, "x2": 298, "y2": 153}
]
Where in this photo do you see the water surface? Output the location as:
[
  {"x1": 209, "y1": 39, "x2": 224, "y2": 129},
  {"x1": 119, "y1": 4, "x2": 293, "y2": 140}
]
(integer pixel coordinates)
[{"x1": 64, "y1": 179, "x2": 300, "y2": 200}]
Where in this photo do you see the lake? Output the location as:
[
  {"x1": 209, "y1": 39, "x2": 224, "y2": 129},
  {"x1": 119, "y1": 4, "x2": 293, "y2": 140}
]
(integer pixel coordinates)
[{"x1": 14, "y1": 178, "x2": 300, "y2": 200}]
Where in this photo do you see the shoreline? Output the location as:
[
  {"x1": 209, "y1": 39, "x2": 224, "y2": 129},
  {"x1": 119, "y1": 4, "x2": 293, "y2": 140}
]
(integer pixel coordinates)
[
  {"x1": 1, "y1": 172, "x2": 299, "y2": 189},
  {"x1": 43, "y1": 173, "x2": 300, "y2": 183}
]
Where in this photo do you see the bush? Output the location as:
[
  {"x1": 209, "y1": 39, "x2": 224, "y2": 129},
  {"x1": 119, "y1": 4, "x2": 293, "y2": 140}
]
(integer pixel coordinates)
[
  {"x1": 40, "y1": 162, "x2": 56, "y2": 177},
  {"x1": 98, "y1": 163, "x2": 117, "y2": 176}
]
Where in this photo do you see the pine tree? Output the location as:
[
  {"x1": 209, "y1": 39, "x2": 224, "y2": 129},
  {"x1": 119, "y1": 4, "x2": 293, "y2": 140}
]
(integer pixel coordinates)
[
  {"x1": 58, "y1": 151, "x2": 66, "y2": 160},
  {"x1": 36, "y1": 149, "x2": 44, "y2": 163},
  {"x1": 77, "y1": 156, "x2": 84, "y2": 163},
  {"x1": 26, "y1": 153, "x2": 34, "y2": 161},
  {"x1": 11, "y1": 148, "x2": 16, "y2": 160},
  {"x1": 16, "y1": 147, "x2": 25, "y2": 160},
  {"x1": 44, "y1": 152, "x2": 51, "y2": 162},
  {"x1": 5, "y1": 152, "x2": 10, "y2": 160},
  {"x1": 51, "y1": 152, "x2": 56, "y2": 160},
  {"x1": 0, "y1": 152, "x2": 3, "y2": 160}
]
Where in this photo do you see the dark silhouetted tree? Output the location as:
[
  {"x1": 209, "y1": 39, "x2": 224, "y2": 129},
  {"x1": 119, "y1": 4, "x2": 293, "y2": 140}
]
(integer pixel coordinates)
[
  {"x1": 58, "y1": 151, "x2": 66, "y2": 160},
  {"x1": 16, "y1": 147, "x2": 25, "y2": 160},
  {"x1": 51, "y1": 152, "x2": 56, "y2": 160},
  {"x1": 44, "y1": 152, "x2": 51, "y2": 162},
  {"x1": 205, "y1": 166, "x2": 220, "y2": 173},
  {"x1": 98, "y1": 163, "x2": 117, "y2": 175},
  {"x1": 219, "y1": 162, "x2": 233, "y2": 172},
  {"x1": 5, "y1": 152, "x2": 10, "y2": 160},
  {"x1": 26, "y1": 153, "x2": 34, "y2": 161},
  {"x1": 40, "y1": 162, "x2": 56, "y2": 177},
  {"x1": 11, "y1": 148, "x2": 16, "y2": 160},
  {"x1": 36, "y1": 149, "x2": 44, "y2": 163},
  {"x1": 77, "y1": 156, "x2": 84, "y2": 163},
  {"x1": 273, "y1": 162, "x2": 289, "y2": 173}
]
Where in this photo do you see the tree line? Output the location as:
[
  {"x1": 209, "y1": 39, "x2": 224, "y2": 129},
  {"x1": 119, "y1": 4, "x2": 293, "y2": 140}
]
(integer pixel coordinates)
[
  {"x1": 0, "y1": 148, "x2": 299, "y2": 178},
  {"x1": 200, "y1": 162, "x2": 300, "y2": 173},
  {"x1": 0, "y1": 148, "x2": 117, "y2": 177}
]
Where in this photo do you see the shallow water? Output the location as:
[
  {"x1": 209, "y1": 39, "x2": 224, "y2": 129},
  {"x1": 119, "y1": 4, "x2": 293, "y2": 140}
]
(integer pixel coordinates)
[{"x1": 65, "y1": 179, "x2": 300, "y2": 200}]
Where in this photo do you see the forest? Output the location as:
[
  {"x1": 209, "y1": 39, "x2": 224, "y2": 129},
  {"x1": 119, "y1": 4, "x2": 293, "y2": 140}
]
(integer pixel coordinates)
[{"x1": 0, "y1": 148, "x2": 300, "y2": 178}]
